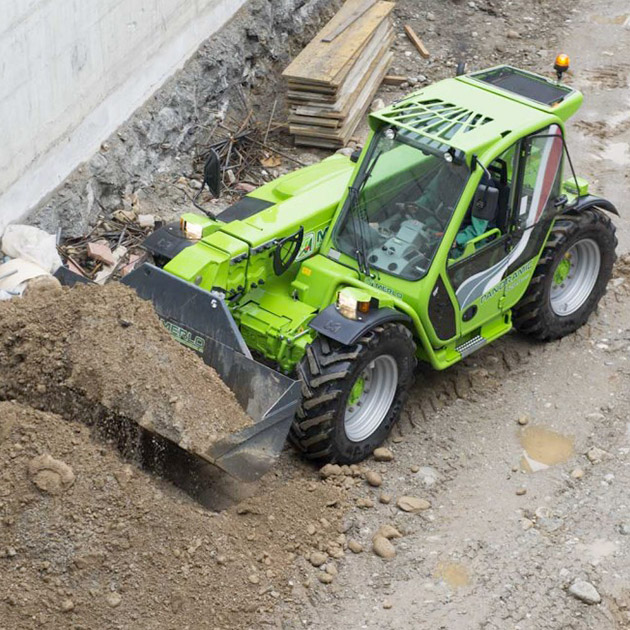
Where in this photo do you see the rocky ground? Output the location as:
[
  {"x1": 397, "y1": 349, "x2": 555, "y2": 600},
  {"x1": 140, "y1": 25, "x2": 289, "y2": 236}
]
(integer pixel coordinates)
[{"x1": 6, "y1": 0, "x2": 630, "y2": 628}]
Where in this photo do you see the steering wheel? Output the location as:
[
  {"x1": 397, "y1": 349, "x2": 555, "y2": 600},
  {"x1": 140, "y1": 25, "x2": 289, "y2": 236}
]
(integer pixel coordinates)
[{"x1": 273, "y1": 227, "x2": 304, "y2": 276}]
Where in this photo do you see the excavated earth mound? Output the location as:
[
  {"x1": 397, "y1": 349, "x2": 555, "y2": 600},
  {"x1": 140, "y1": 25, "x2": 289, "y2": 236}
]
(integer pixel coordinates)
[
  {"x1": 0, "y1": 401, "x2": 345, "y2": 629},
  {"x1": 0, "y1": 283, "x2": 251, "y2": 456}
]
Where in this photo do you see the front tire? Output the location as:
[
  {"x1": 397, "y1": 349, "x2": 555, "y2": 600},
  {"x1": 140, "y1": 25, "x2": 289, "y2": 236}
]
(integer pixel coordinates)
[
  {"x1": 290, "y1": 323, "x2": 416, "y2": 463},
  {"x1": 513, "y1": 209, "x2": 617, "y2": 341}
]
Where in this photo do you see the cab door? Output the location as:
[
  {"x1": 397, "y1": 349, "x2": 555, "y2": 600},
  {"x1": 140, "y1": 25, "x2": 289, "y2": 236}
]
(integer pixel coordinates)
[
  {"x1": 445, "y1": 143, "x2": 519, "y2": 336},
  {"x1": 501, "y1": 125, "x2": 564, "y2": 310},
  {"x1": 444, "y1": 125, "x2": 564, "y2": 336}
]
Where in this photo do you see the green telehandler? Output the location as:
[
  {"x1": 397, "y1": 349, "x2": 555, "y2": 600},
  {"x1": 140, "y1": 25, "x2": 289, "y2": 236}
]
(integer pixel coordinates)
[{"x1": 61, "y1": 62, "x2": 618, "y2": 481}]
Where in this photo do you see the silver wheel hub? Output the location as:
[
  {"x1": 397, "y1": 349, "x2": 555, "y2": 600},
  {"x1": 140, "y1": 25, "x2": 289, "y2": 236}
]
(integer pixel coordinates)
[
  {"x1": 344, "y1": 355, "x2": 398, "y2": 443},
  {"x1": 550, "y1": 238, "x2": 601, "y2": 316}
]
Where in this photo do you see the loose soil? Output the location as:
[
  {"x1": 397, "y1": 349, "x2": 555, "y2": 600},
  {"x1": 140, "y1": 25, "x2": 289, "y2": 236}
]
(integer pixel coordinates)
[
  {"x1": 0, "y1": 401, "x2": 345, "y2": 630},
  {"x1": 0, "y1": 283, "x2": 250, "y2": 456}
]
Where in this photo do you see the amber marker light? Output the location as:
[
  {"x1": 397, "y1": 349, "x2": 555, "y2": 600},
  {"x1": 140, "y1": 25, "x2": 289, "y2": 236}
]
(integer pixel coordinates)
[{"x1": 554, "y1": 54, "x2": 570, "y2": 81}]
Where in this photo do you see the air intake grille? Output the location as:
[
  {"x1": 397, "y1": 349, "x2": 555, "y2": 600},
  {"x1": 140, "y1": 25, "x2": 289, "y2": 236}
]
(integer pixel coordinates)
[{"x1": 381, "y1": 99, "x2": 493, "y2": 142}]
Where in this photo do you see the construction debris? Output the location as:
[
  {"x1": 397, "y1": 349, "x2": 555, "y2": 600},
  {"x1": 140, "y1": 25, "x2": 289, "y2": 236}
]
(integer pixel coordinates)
[
  {"x1": 404, "y1": 25, "x2": 430, "y2": 59},
  {"x1": 383, "y1": 74, "x2": 411, "y2": 86},
  {"x1": 56, "y1": 212, "x2": 150, "y2": 284},
  {"x1": 283, "y1": 0, "x2": 395, "y2": 148}
]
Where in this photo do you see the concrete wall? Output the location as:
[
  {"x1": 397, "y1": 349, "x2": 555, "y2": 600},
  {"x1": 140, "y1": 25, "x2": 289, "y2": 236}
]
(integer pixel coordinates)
[{"x1": 0, "y1": 0, "x2": 247, "y2": 233}]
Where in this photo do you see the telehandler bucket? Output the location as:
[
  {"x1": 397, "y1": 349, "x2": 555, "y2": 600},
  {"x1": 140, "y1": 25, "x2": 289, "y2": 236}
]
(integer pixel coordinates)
[{"x1": 56, "y1": 263, "x2": 301, "y2": 482}]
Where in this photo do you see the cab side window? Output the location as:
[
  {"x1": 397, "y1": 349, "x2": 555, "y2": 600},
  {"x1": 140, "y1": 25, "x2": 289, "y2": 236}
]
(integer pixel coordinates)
[{"x1": 450, "y1": 143, "x2": 518, "y2": 260}]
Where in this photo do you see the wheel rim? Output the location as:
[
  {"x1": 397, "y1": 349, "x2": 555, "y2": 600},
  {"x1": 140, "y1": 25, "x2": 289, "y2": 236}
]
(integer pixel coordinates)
[
  {"x1": 344, "y1": 355, "x2": 398, "y2": 443},
  {"x1": 550, "y1": 238, "x2": 601, "y2": 316}
]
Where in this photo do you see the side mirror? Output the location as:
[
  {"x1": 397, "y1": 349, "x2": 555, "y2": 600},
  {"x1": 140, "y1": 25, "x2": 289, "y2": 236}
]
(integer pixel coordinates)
[
  {"x1": 472, "y1": 184, "x2": 500, "y2": 223},
  {"x1": 203, "y1": 149, "x2": 222, "y2": 198}
]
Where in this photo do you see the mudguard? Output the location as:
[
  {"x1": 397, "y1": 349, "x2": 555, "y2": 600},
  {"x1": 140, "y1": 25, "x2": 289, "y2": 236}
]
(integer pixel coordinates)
[
  {"x1": 309, "y1": 303, "x2": 411, "y2": 346},
  {"x1": 567, "y1": 195, "x2": 619, "y2": 216}
]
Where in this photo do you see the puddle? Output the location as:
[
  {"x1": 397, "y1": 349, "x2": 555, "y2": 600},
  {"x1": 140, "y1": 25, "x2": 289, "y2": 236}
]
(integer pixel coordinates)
[
  {"x1": 520, "y1": 426, "x2": 574, "y2": 472},
  {"x1": 591, "y1": 14, "x2": 629, "y2": 26},
  {"x1": 434, "y1": 562, "x2": 470, "y2": 589},
  {"x1": 600, "y1": 142, "x2": 630, "y2": 166}
]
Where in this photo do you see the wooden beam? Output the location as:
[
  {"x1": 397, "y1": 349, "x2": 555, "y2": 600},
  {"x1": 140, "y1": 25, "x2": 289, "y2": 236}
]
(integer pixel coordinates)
[
  {"x1": 383, "y1": 74, "x2": 409, "y2": 86},
  {"x1": 321, "y1": 0, "x2": 378, "y2": 43},
  {"x1": 404, "y1": 25, "x2": 430, "y2": 59}
]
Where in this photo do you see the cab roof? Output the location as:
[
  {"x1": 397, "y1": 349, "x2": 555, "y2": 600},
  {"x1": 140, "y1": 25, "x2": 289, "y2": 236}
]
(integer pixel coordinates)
[{"x1": 370, "y1": 65, "x2": 583, "y2": 159}]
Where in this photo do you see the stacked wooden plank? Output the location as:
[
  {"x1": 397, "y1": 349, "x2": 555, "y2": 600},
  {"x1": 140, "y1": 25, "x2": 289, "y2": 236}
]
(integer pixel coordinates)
[{"x1": 282, "y1": 0, "x2": 395, "y2": 148}]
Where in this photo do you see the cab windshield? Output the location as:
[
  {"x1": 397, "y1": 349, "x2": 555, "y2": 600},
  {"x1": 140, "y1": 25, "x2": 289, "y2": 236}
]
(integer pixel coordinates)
[{"x1": 333, "y1": 127, "x2": 470, "y2": 281}]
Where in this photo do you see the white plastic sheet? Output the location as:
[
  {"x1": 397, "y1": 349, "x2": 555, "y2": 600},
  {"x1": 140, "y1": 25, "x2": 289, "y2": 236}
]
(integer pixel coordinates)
[{"x1": 1, "y1": 225, "x2": 62, "y2": 273}]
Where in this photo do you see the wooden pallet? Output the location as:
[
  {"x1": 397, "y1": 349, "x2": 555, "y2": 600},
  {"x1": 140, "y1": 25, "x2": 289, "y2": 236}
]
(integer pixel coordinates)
[{"x1": 282, "y1": 0, "x2": 395, "y2": 148}]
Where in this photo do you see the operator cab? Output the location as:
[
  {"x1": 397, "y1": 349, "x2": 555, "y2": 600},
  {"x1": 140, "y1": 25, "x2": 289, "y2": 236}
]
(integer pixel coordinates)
[{"x1": 333, "y1": 125, "x2": 471, "y2": 281}]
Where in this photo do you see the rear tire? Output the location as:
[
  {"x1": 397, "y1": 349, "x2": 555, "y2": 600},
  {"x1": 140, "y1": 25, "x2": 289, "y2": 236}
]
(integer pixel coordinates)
[
  {"x1": 290, "y1": 323, "x2": 416, "y2": 464},
  {"x1": 513, "y1": 209, "x2": 617, "y2": 341}
]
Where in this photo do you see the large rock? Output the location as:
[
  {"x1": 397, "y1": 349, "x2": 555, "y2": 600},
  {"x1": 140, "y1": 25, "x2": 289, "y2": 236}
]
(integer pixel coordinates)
[{"x1": 568, "y1": 579, "x2": 601, "y2": 605}]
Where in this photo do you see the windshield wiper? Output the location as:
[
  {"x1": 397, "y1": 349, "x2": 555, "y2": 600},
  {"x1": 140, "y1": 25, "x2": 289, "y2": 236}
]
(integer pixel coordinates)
[{"x1": 347, "y1": 151, "x2": 381, "y2": 277}]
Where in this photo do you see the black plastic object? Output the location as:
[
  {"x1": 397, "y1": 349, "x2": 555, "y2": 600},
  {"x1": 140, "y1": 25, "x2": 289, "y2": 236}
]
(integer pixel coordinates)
[
  {"x1": 428, "y1": 276, "x2": 457, "y2": 340},
  {"x1": 471, "y1": 66, "x2": 572, "y2": 106},
  {"x1": 219, "y1": 196, "x2": 275, "y2": 222},
  {"x1": 203, "y1": 149, "x2": 222, "y2": 197},
  {"x1": 472, "y1": 184, "x2": 500, "y2": 222},
  {"x1": 273, "y1": 226, "x2": 304, "y2": 276},
  {"x1": 309, "y1": 303, "x2": 411, "y2": 346},
  {"x1": 54, "y1": 265, "x2": 92, "y2": 287},
  {"x1": 116, "y1": 263, "x2": 301, "y2": 481},
  {"x1": 141, "y1": 222, "x2": 196, "y2": 262}
]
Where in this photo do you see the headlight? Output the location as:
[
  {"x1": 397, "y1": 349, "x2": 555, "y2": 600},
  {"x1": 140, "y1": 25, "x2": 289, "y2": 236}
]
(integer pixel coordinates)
[
  {"x1": 180, "y1": 218, "x2": 203, "y2": 240},
  {"x1": 336, "y1": 287, "x2": 373, "y2": 320}
]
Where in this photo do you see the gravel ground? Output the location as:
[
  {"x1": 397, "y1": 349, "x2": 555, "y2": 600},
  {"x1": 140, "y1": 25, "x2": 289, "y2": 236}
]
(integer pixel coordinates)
[{"x1": 269, "y1": 2, "x2": 630, "y2": 628}]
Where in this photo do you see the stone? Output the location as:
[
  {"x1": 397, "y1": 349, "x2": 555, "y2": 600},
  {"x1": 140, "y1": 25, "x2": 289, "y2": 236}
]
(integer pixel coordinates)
[
  {"x1": 106, "y1": 592, "x2": 122, "y2": 608},
  {"x1": 516, "y1": 488, "x2": 527, "y2": 496},
  {"x1": 28, "y1": 454, "x2": 75, "y2": 495},
  {"x1": 517, "y1": 415, "x2": 529, "y2": 426},
  {"x1": 61, "y1": 598, "x2": 75, "y2": 612},
  {"x1": 317, "y1": 572, "x2": 333, "y2": 584},
  {"x1": 507, "y1": 30, "x2": 521, "y2": 39},
  {"x1": 586, "y1": 447, "x2": 608, "y2": 463},
  {"x1": 309, "y1": 552, "x2": 327, "y2": 568},
  {"x1": 568, "y1": 579, "x2": 601, "y2": 605},
  {"x1": 374, "y1": 524, "x2": 403, "y2": 540},
  {"x1": 571, "y1": 468, "x2": 584, "y2": 480},
  {"x1": 396, "y1": 496, "x2": 431, "y2": 513},
  {"x1": 320, "y1": 464, "x2": 342, "y2": 478},
  {"x1": 348, "y1": 540, "x2": 363, "y2": 554},
  {"x1": 371, "y1": 98, "x2": 385, "y2": 112},
  {"x1": 365, "y1": 471, "x2": 382, "y2": 487},
  {"x1": 618, "y1": 523, "x2": 630, "y2": 536},
  {"x1": 372, "y1": 536, "x2": 396, "y2": 559},
  {"x1": 379, "y1": 493, "x2": 392, "y2": 505},
  {"x1": 410, "y1": 465, "x2": 420, "y2": 473},
  {"x1": 356, "y1": 497, "x2": 374, "y2": 509},
  {"x1": 325, "y1": 563, "x2": 338, "y2": 576},
  {"x1": 373, "y1": 448, "x2": 394, "y2": 462},
  {"x1": 137, "y1": 214, "x2": 155, "y2": 229},
  {"x1": 248, "y1": 574, "x2": 260, "y2": 584},
  {"x1": 383, "y1": 599, "x2": 393, "y2": 609}
]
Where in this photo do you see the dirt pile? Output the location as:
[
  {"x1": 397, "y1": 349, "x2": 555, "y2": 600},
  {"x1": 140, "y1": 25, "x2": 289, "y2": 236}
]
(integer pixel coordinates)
[
  {"x1": 0, "y1": 401, "x2": 345, "y2": 629},
  {"x1": 0, "y1": 283, "x2": 251, "y2": 456}
]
